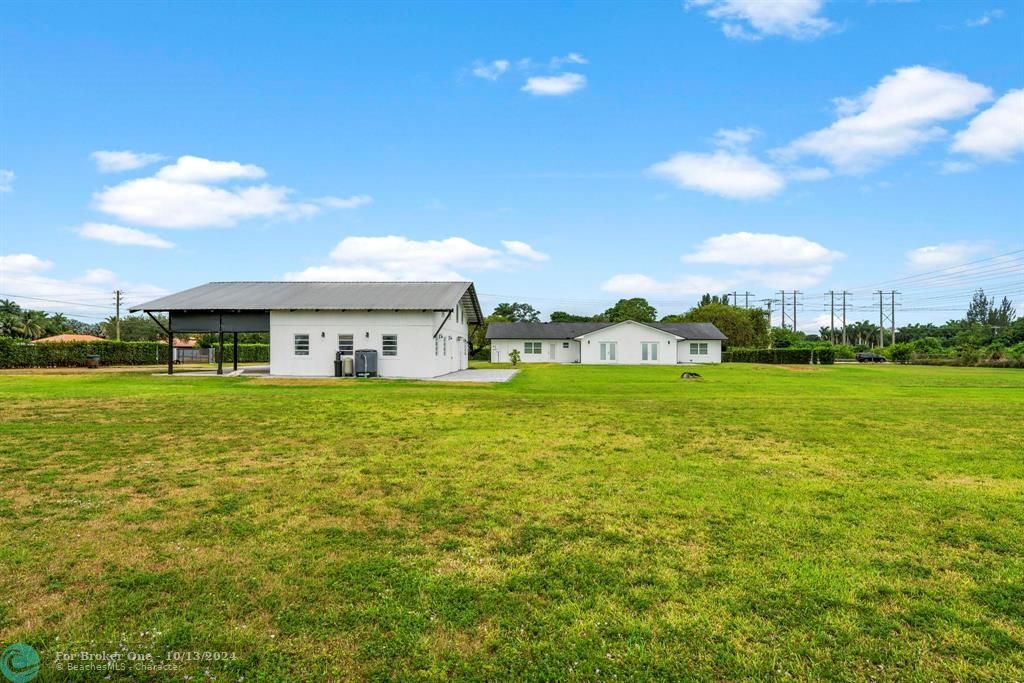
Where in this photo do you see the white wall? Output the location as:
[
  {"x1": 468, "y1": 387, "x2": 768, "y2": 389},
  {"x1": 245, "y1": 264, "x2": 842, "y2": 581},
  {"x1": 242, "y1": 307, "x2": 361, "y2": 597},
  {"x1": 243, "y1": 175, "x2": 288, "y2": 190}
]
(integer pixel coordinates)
[
  {"x1": 270, "y1": 306, "x2": 468, "y2": 378},
  {"x1": 490, "y1": 339, "x2": 580, "y2": 363},
  {"x1": 676, "y1": 339, "x2": 722, "y2": 364},
  {"x1": 578, "y1": 321, "x2": 679, "y2": 365}
]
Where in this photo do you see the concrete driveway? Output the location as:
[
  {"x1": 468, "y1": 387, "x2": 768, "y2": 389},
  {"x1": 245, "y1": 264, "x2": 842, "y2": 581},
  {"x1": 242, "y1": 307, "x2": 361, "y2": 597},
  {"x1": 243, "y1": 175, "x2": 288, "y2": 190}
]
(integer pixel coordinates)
[{"x1": 431, "y1": 369, "x2": 519, "y2": 383}]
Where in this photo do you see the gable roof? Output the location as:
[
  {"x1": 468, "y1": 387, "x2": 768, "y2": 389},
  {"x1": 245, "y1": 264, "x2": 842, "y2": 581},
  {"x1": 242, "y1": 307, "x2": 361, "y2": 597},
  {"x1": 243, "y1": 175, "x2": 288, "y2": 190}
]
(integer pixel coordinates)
[
  {"x1": 131, "y1": 281, "x2": 483, "y2": 324},
  {"x1": 573, "y1": 319, "x2": 684, "y2": 339},
  {"x1": 486, "y1": 321, "x2": 727, "y2": 340}
]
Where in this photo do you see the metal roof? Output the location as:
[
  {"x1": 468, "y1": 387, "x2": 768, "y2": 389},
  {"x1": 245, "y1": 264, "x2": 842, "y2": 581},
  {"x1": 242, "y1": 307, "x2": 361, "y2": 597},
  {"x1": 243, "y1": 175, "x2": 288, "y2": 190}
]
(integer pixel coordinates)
[
  {"x1": 486, "y1": 321, "x2": 727, "y2": 340},
  {"x1": 131, "y1": 281, "x2": 483, "y2": 324}
]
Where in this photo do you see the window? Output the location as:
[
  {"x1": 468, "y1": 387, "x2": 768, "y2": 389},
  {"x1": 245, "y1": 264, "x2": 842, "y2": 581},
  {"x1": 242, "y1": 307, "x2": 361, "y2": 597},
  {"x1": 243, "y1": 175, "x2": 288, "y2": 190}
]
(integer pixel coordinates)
[
  {"x1": 337, "y1": 334, "x2": 354, "y2": 356},
  {"x1": 294, "y1": 334, "x2": 310, "y2": 356},
  {"x1": 524, "y1": 341, "x2": 542, "y2": 354},
  {"x1": 562, "y1": 342, "x2": 570, "y2": 349},
  {"x1": 690, "y1": 342, "x2": 708, "y2": 355},
  {"x1": 599, "y1": 341, "x2": 617, "y2": 361},
  {"x1": 641, "y1": 342, "x2": 659, "y2": 361},
  {"x1": 383, "y1": 334, "x2": 398, "y2": 356}
]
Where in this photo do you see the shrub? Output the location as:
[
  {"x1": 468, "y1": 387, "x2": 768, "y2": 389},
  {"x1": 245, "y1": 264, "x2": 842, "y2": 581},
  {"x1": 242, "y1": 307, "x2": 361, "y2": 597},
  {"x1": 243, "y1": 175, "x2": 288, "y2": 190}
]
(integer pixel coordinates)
[
  {"x1": 722, "y1": 348, "x2": 814, "y2": 364},
  {"x1": 509, "y1": 349, "x2": 521, "y2": 366},
  {"x1": 889, "y1": 343, "x2": 913, "y2": 364},
  {"x1": 0, "y1": 337, "x2": 270, "y2": 368},
  {"x1": 815, "y1": 347, "x2": 835, "y2": 365}
]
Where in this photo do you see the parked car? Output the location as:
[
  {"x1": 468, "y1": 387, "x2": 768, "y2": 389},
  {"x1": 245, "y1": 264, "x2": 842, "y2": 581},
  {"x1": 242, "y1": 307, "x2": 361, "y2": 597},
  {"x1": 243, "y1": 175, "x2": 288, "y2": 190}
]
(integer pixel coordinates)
[{"x1": 856, "y1": 352, "x2": 886, "y2": 363}]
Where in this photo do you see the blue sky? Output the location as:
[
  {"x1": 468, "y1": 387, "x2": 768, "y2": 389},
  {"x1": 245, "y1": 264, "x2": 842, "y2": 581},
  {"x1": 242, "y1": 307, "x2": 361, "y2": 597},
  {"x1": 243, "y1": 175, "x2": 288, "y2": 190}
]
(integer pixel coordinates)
[{"x1": 1, "y1": 0, "x2": 1022, "y2": 330}]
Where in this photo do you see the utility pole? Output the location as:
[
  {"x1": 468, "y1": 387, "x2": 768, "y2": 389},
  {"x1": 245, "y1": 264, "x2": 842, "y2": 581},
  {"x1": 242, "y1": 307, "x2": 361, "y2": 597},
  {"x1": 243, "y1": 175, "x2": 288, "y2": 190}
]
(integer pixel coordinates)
[
  {"x1": 841, "y1": 291, "x2": 850, "y2": 346},
  {"x1": 742, "y1": 291, "x2": 754, "y2": 309},
  {"x1": 114, "y1": 289, "x2": 123, "y2": 341},
  {"x1": 876, "y1": 290, "x2": 884, "y2": 348},
  {"x1": 793, "y1": 290, "x2": 801, "y2": 333},
  {"x1": 779, "y1": 290, "x2": 788, "y2": 330},
  {"x1": 760, "y1": 298, "x2": 775, "y2": 328},
  {"x1": 732, "y1": 291, "x2": 738, "y2": 307},
  {"x1": 890, "y1": 290, "x2": 897, "y2": 346},
  {"x1": 828, "y1": 291, "x2": 836, "y2": 344}
]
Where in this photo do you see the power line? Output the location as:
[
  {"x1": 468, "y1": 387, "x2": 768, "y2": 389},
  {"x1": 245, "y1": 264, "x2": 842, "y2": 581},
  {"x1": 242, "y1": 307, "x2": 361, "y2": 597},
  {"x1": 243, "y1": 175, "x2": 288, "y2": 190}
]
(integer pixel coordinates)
[{"x1": 0, "y1": 292, "x2": 114, "y2": 310}]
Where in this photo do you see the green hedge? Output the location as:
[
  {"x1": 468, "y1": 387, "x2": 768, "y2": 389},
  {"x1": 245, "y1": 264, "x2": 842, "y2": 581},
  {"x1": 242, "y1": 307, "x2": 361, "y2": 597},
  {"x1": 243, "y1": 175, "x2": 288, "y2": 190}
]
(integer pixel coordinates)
[
  {"x1": 0, "y1": 338, "x2": 270, "y2": 368},
  {"x1": 0, "y1": 338, "x2": 165, "y2": 368},
  {"x1": 219, "y1": 344, "x2": 270, "y2": 363},
  {"x1": 723, "y1": 347, "x2": 833, "y2": 364}
]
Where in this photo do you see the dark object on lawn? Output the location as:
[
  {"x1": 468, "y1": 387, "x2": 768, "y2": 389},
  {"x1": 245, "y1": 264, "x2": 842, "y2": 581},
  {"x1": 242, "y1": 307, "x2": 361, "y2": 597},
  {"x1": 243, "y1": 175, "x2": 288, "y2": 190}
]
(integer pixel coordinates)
[
  {"x1": 681, "y1": 372, "x2": 702, "y2": 379},
  {"x1": 856, "y1": 352, "x2": 886, "y2": 363},
  {"x1": 85, "y1": 355, "x2": 100, "y2": 369}
]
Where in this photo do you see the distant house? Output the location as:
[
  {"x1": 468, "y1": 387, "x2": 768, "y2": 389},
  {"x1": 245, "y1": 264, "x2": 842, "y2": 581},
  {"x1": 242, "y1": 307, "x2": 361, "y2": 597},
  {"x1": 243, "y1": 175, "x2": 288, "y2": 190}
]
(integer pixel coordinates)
[
  {"x1": 33, "y1": 333, "x2": 105, "y2": 343},
  {"x1": 132, "y1": 281, "x2": 482, "y2": 377},
  {"x1": 486, "y1": 320, "x2": 727, "y2": 364}
]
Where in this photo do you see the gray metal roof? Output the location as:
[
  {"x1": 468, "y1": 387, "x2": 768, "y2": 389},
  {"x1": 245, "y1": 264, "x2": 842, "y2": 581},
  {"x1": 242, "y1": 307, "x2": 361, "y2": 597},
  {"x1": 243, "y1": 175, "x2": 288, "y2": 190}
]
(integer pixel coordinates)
[
  {"x1": 131, "y1": 281, "x2": 483, "y2": 324},
  {"x1": 486, "y1": 321, "x2": 727, "y2": 340}
]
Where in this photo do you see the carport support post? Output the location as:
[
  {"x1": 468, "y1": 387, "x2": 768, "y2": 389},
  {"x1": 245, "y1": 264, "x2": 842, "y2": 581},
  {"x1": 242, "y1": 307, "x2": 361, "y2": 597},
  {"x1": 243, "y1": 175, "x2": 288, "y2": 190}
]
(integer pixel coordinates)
[
  {"x1": 232, "y1": 332, "x2": 238, "y2": 372},
  {"x1": 217, "y1": 314, "x2": 224, "y2": 375},
  {"x1": 167, "y1": 316, "x2": 174, "y2": 375}
]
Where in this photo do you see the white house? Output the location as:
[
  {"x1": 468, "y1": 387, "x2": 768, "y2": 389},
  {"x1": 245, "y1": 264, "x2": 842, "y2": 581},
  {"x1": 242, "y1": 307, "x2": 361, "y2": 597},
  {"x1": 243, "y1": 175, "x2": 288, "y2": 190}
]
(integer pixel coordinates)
[
  {"x1": 487, "y1": 320, "x2": 726, "y2": 365},
  {"x1": 132, "y1": 281, "x2": 482, "y2": 378}
]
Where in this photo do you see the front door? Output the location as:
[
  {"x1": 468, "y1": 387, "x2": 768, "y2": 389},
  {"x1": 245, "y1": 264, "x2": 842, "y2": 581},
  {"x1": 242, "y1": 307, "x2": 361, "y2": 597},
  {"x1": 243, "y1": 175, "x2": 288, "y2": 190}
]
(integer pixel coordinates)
[{"x1": 549, "y1": 343, "x2": 556, "y2": 360}]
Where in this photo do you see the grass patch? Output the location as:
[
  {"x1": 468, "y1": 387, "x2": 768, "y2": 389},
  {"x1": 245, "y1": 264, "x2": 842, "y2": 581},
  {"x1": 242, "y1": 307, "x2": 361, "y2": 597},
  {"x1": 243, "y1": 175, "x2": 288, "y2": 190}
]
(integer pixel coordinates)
[{"x1": 1, "y1": 363, "x2": 1022, "y2": 680}]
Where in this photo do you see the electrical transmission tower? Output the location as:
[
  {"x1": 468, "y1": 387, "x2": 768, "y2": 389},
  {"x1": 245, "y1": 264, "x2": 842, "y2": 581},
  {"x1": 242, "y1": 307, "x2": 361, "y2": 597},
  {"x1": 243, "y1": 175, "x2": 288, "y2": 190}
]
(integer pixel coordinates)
[
  {"x1": 874, "y1": 290, "x2": 899, "y2": 347},
  {"x1": 825, "y1": 290, "x2": 853, "y2": 344},
  {"x1": 778, "y1": 290, "x2": 801, "y2": 331}
]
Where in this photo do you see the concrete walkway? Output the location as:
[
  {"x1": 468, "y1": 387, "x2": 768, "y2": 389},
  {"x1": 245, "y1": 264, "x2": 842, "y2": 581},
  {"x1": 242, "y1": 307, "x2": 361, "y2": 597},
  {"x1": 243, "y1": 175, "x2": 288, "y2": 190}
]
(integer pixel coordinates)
[{"x1": 430, "y1": 369, "x2": 519, "y2": 383}]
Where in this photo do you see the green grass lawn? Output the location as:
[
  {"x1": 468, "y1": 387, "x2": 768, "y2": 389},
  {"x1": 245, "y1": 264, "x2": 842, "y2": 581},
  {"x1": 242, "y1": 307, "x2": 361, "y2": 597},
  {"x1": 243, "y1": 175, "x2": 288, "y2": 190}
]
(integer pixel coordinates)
[{"x1": 1, "y1": 363, "x2": 1022, "y2": 681}]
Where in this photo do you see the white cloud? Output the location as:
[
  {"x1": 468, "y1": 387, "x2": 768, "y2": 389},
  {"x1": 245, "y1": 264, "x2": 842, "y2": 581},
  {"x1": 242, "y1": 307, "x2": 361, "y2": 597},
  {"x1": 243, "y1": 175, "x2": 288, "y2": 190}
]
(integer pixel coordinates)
[
  {"x1": 950, "y1": 90, "x2": 1024, "y2": 161},
  {"x1": 687, "y1": 0, "x2": 835, "y2": 40},
  {"x1": 906, "y1": 242, "x2": 988, "y2": 269},
  {"x1": 472, "y1": 59, "x2": 511, "y2": 81},
  {"x1": 967, "y1": 9, "x2": 1004, "y2": 27},
  {"x1": 522, "y1": 73, "x2": 587, "y2": 96},
  {"x1": 94, "y1": 178, "x2": 301, "y2": 228},
  {"x1": 601, "y1": 273, "x2": 733, "y2": 297},
  {"x1": 76, "y1": 223, "x2": 175, "y2": 249},
  {"x1": 90, "y1": 150, "x2": 164, "y2": 173},
  {"x1": 0, "y1": 169, "x2": 13, "y2": 193},
  {"x1": 155, "y1": 155, "x2": 266, "y2": 183},
  {"x1": 316, "y1": 194, "x2": 373, "y2": 209},
  {"x1": 90, "y1": 155, "x2": 363, "y2": 229},
  {"x1": 683, "y1": 231, "x2": 844, "y2": 267},
  {"x1": 0, "y1": 253, "x2": 53, "y2": 275},
  {"x1": 285, "y1": 236, "x2": 549, "y2": 281},
  {"x1": 713, "y1": 127, "x2": 760, "y2": 149},
  {"x1": 648, "y1": 150, "x2": 785, "y2": 199},
  {"x1": 80, "y1": 268, "x2": 117, "y2": 285},
  {"x1": 781, "y1": 66, "x2": 993, "y2": 172},
  {"x1": 550, "y1": 52, "x2": 588, "y2": 68},
  {"x1": 0, "y1": 253, "x2": 166, "y2": 317},
  {"x1": 739, "y1": 264, "x2": 835, "y2": 289},
  {"x1": 501, "y1": 240, "x2": 549, "y2": 262}
]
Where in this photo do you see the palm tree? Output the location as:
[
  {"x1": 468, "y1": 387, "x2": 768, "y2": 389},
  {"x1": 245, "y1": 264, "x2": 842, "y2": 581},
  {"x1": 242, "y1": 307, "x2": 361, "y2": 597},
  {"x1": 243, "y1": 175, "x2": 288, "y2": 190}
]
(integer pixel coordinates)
[
  {"x1": 17, "y1": 310, "x2": 48, "y2": 340},
  {"x1": 45, "y1": 313, "x2": 71, "y2": 335}
]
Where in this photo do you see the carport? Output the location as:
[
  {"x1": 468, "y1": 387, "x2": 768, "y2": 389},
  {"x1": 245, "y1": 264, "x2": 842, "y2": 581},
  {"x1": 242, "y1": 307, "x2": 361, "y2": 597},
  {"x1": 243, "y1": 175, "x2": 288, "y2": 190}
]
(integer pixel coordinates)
[{"x1": 130, "y1": 308, "x2": 270, "y2": 376}]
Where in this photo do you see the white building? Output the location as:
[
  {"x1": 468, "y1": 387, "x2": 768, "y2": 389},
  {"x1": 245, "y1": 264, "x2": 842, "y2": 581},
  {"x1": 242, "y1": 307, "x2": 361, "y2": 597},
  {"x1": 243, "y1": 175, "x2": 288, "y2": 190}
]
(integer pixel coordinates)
[
  {"x1": 132, "y1": 281, "x2": 482, "y2": 378},
  {"x1": 487, "y1": 320, "x2": 726, "y2": 365}
]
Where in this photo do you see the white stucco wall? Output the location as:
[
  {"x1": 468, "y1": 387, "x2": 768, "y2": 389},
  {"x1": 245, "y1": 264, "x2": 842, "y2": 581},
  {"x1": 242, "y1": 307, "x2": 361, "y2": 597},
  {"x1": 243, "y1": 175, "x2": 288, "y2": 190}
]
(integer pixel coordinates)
[
  {"x1": 577, "y1": 321, "x2": 679, "y2": 365},
  {"x1": 269, "y1": 306, "x2": 468, "y2": 378},
  {"x1": 676, "y1": 339, "x2": 722, "y2": 364},
  {"x1": 490, "y1": 339, "x2": 580, "y2": 363}
]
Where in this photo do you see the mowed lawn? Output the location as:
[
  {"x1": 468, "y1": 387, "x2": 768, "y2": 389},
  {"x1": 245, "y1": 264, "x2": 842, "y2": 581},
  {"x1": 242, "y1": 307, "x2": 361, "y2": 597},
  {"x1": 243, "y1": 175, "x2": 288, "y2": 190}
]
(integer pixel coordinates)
[{"x1": 1, "y1": 364, "x2": 1022, "y2": 681}]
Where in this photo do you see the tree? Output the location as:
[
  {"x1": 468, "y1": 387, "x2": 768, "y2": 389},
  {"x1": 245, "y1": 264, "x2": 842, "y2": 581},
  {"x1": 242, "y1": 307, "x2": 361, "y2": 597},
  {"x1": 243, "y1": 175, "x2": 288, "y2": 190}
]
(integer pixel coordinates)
[
  {"x1": 550, "y1": 311, "x2": 599, "y2": 322},
  {"x1": 699, "y1": 293, "x2": 730, "y2": 306},
  {"x1": 44, "y1": 313, "x2": 72, "y2": 336},
  {"x1": 492, "y1": 302, "x2": 540, "y2": 323},
  {"x1": 468, "y1": 314, "x2": 507, "y2": 358},
  {"x1": 668, "y1": 303, "x2": 769, "y2": 348},
  {"x1": 603, "y1": 298, "x2": 656, "y2": 323},
  {"x1": 508, "y1": 348, "x2": 520, "y2": 366},
  {"x1": 966, "y1": 289, "x2": 991, "y2": 324},
  {"x1": 100, "y1": 314, "x2": 166, "y2": 341},
  {"x1": 17, "y1": 310, "x2": 48, "y2": 339}
]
